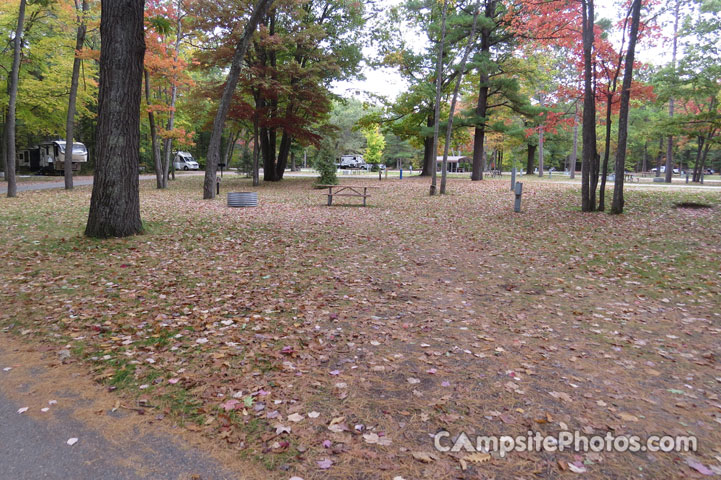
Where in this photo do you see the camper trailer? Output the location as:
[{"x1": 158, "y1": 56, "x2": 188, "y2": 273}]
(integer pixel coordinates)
[{"x1": 18, "y1": 140, "x2": 88, "y2": 174}]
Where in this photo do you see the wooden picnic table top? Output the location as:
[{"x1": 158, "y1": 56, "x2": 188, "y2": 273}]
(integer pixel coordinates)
[{"x1": 317, "y1": 184, "x2": 381, "y2": 189}]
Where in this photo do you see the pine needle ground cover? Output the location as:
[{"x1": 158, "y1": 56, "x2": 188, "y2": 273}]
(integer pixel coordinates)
[{"x1": 1, "y1": 176, "x2": 719, "y2": 479}]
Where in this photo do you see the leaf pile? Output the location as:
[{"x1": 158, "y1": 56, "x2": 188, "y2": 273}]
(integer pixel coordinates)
[{"x1": 0, "y1": 176, "x2": 719, "y2": 479}]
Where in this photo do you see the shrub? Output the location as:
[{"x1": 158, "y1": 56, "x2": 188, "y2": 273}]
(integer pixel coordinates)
[{"x1": 313, "y1": 142, "x2": 338, "y2": 187}]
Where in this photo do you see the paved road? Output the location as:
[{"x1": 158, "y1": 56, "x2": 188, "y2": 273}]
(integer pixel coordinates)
[
  {"x1": 0, "y1": 342, "x2": 238, "y2": 480},
  {"x1": 0, "y1": 174, "x2": 205, "y2": 194},
  {"x1": 2, "y1": 171, "x2": 719, "y2": 194},
  {"x1": 0, "y1": 390, "x2": 237, "y2": 480}
]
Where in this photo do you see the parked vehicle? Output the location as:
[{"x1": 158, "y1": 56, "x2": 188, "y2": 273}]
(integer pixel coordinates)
[
  {"x1": 338, "y1": 155, "x2": 364, "y2": 169},
  {"x1": 17, "y1": 140, "x2": 88, "y2": 174},
  {"x1": 173, "y1": 151, "x2": 199, "y2": 170},
  {"x1": 651, "y1": 166, "x2": 680, "y2": 174}
]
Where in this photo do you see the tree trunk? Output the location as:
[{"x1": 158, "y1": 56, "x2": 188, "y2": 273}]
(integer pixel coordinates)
[
  {"x1": 611, "y1": 0, "x2": 642, "y2": 214},
  {"x1": 698, "y1": 135, "x2": 713, "y2": 180},
  {"x1": 144, "y1": 70, "x2": 163, "y2": 189},
  {"x1": 419, "y1": 114, "x2": 434, "y2": 176},
  {"x1": 526, "y1": 144, "x2": 536, "y2": 174},
  {"x1": 471, "y1": 0, "x2": 495, "y2": 181},
  {"x1": 664, "y1": 0, "x2": 680, "y2": 184},
  {"x1": 252, "y1": 115, "x2": 260, "y2": 186},
  {"x1": 429, "y1": 0, "x2": 448, "y2": 196},
  {"x1": 6, "y1": 0, "x2": 26, "y2": 198},
  {"x1": 691, "y1": 137, "x2": 703, "y2": 182},
  {"x1": 537, "y1": 126, "x2": 544, "y2": 177},
  {"x1": 162, "y1": 0, "x2": 185, "y2": 188},
  {"x1": 441, "y1": 4, "x2": 479, "y2": 194},
  {"x1": 569, "y1": 103, "x2": 578, "y2": 178},
  {"x1": 642, "y1": 140, "x2": 648, "y2": 173},
  {"x1": 204, "y1": 0, "x2": 274, "y2": 198},
  {"x1": 261, "y1": 124, "x2": 279, "y2": 182},
  {"x1": 85, "y1": 0, "x2": 145, "y2": 237},
  {"x1": 598, "y1": 94, "x2": 613, "y2": 211},
  {"x1": 223, "y1": 129, "x2": 239, "y2": 166},
  {"x1": 1, "y1": 109, "x2": 7, "y2": 180},
  {"x1": 274, "y1": 130, "x2": 292, "y2": 180},
  {"x1": 581, "y1": 0, "x2": 597, "y2": 212},
  {"x1": 63, "y1": 0, "x2": 89, "y2": 190}
]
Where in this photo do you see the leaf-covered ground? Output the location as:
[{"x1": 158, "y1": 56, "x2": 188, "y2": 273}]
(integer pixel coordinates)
[{"x1": 1, "y1": 176, "x2": 720, "y2": 479}]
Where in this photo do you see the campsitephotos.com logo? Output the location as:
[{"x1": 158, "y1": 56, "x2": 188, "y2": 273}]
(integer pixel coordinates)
[{"x1": 433, "y1": 430, "x2": 698, "y2": 458}]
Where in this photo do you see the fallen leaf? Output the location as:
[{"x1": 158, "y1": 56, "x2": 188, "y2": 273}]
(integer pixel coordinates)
[
  {"x1": 411, "y1": 451, "x2": 437, "y2": 463},
  {"x1": 464, "y1": 452, "x2": 491, "y2": 465},
  {"x1": 686, "y1": 457, "x2": 714, "y2": 476},
  {"x1": 317, "y1": 459, "x2": 333, "y2": 469},
  {"x1": 275, "y1": 424, "x2": 291, "y2": 434},
  {"x1": 288, "y1": 413, "x2": 304, "y2": 422},
  {"x1": 618, "y1": 412, "x2": 638, "y2": 422},
  {"x1": 549, "y1": 391, "x2": 572, "y2": 402},
  {"x1": 363, "y1": 433, "x2": 380, "y2": 444}
]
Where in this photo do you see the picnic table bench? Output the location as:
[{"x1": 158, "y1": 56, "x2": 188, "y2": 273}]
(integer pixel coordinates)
[{"x1": 318, "y1": 184, "x2": 380, "y2": 207}]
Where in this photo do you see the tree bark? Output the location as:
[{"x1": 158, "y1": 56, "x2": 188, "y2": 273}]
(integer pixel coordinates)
[
  {"x1": 655, "y1": 136, "x2": 663, "y2": 176},
  {"x1": 274, "y1": 130, "x2": 292, "y2": 180},
  {"x1": 63, "y1": 0, "x2": 89, "y2": 190},
  {"x1": 471, "y1": 0, "x2": 495, "y2": 181},
  {"x1": 691, "y1": 139, "x2": 700, "y2": 182},
  {"x1": 6, "y1": 0, "x2": 26, "y2": 198},
  {"x1": 85, "y1": 0, "x2": 145, "y2": 237},
  {"x1": 642, "y1": 140, "x2": 648, "y2": 173},
  {"x1": 692, "y1": 125, "x2": 716, "y2": 182},
  {"x1": 162, "y1": 0, "x2": 185, "y2": 188},
  {"x1": 537, "y1": 126, "x2": 544, "y2": 177},
  {"x1": 611, "y1": 0, "x2": 642, "y2": 214},
  {"x1": 252, "y1": 116, "x2": 260, "y2": 186},
  {"x1": 526, "y1": 143, "x2": 536, "y2": 174},
  {"x1": 203, "y1": 0, "x2": 274, "y2": 198},
  {"x1": 1, "y1": 109, "x2": 7, "y2": 180},
  {"x1": 429, "y1": 0, "x2": 447, "y2": 196},
  {"x1": 581, "y1": 0, "x2": 597, "y2": 211},
  {"x1": 419, "y1": 114, "x2": 434, "y2": 176},
  {"x1": 441, "y1": 3, "x2": 480, "y2": 195},
  {"x1": 698, "y1": 136, "x2": 712, "y2": 180},
  {"x1": 598, "y1": 93, "x2": 613, "y2": 211},
  {"x1": 569, "y1": 103, "x2": 578, "y2": 178},
  {"x1": 664, "y1": 0, "x2": 680, "y2": 183},
  {"x1": 223, "y1": 129, "x2": 240, "y2": 167},
  {"x1": 144, "y1": 70, "x2": 163, "y2": 189}
]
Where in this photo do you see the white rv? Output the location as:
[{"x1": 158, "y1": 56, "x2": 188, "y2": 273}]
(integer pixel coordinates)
[
  {"x1": 338, "y1": 154, "x2": 364, "y2": 169},
  {"x1": 173, "y1": 151, "x2": 199, "y2": 170},
  {"x1": 18, "y1": 140, "x2": 88, "y2": 174}
]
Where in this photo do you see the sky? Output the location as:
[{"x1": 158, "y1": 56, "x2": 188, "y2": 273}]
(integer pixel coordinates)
[{"x1": 331, "y1": 0, "x2": 676, "y2": 102}]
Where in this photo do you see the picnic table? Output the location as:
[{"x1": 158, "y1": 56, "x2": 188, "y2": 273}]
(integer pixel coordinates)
[{"x1": 318, "y1": 184, "x2": 380, "y2": 207}]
